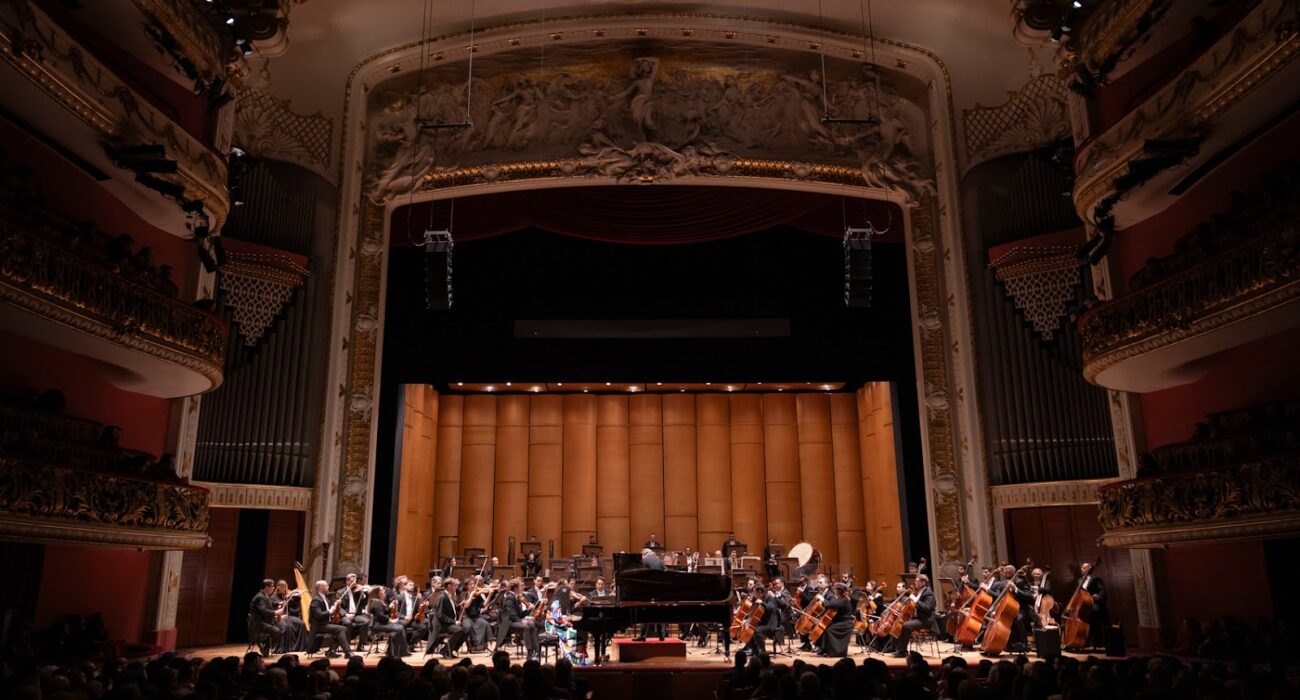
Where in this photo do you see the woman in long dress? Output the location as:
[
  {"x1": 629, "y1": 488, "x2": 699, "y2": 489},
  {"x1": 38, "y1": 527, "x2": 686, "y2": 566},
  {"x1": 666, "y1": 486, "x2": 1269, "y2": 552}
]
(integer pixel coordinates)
[
  {"x1": 272, "y1": 581, "x2": 307, "y2": 652},
  {"x1": 545, "y1": 599, "x2": 588, "y2": 665}
]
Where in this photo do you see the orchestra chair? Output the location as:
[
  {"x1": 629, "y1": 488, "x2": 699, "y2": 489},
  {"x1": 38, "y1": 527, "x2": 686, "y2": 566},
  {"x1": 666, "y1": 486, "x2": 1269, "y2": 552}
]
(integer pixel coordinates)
[
  {"x1": 304, "y1": 628, "x2": 344, "y2": 658},
  {"x1": 365, "y1": 628, "x2": 395, "y2": 658},
  {"x1": 907, "y1": 628, "x2": 940, "y2": 658},
  {"x1": 245, "y1": 613, "x2": 272, "y2": 656}
]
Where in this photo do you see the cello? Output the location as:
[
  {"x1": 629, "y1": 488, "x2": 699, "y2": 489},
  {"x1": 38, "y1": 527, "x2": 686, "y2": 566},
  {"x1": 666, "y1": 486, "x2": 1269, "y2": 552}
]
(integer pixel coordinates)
[
  {"x1": 980, "y1": 564, "x2": 1029, "y2": 656},
  {"x1": 1060, "y1": 556, "x2": 1101, "y2": 649},
  {"x1": 869, "y1": 586, "x2": 908, "y2": 638},
  {"x1": 794, "y1": 593, "x2": 825, "y2": 637}
]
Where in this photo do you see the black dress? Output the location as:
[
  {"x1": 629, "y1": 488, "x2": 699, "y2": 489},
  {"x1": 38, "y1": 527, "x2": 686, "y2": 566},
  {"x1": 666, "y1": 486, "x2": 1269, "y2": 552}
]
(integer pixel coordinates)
[{"x1": 818, "y1": 595, "x2": 855, "y2": 657}]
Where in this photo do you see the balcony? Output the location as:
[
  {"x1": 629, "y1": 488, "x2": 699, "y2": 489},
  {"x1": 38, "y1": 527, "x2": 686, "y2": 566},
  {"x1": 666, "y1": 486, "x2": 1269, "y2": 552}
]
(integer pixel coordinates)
[
  {"x1": 0, "y1": 456, "x2": 210, "y2": 549},
  {"x1": 1071, "y1": 0, "x2": 1300, "y2": 228},
  {"x1": 1079, "y1": 219, "x2": 1300, "y2": 393},
  {"x1": 0, "y1": 198, "x2": 227, "y2": 398},
  {"x1": 1098, "y1": 455, "x2": 1300, "y2": 548}
]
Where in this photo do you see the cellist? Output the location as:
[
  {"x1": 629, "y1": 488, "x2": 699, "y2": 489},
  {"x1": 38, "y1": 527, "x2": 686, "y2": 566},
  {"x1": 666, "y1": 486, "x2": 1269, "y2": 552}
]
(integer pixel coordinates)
[
  {"x1": 891, "y1": 574, "x2": 937, "y2": 659},
  {"x1": 816, "y1": 582, "x2": 856, "y2": 658}
]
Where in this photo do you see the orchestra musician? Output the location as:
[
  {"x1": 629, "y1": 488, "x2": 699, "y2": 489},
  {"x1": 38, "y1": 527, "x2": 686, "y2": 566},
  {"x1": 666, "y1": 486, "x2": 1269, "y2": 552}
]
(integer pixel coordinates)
[
  {"x1": 817, "y1": 582, "x2": 855, "y2": 658},
  {"x1": 308, "y1": 580, "x2": 354, "y2": 658},
  {"x1": 522, "y1": 537, "x2": 542, "y2": 578},
  {"x1": 428, "y1": 578, "x2": 468, "y2": 658},
  {"x1": 495, "y1": 578, "x2": 540, "y2": 660},
  {"x1": 395, "y1": 578, "x2": 424, "y2": 644},
  {"x1": 1079, "y1": 561, "x2": 1109, "y2": 648},
  {"x1": 763, "y1": 538, "x2": 781, "y2": 580},
  {"x1": 460, "y1": 576, "x2": 495, "y2": 652},
  {"x1": 868, "y1": 582, "x2": 910, "y2": 653},
  {"x1": 367, "y1": 587, "x2": 410, "y2": 657},
  {"x1": 891, "y1": 574, "x2": 938, "y2": 658},
  {"x1": 643, "y1": 533, "x2": 662, "y2": 549},
  {"x1": 636, "y1": 549, "x2": 667, "y2": 641},
  {"x1": 248, "y1": 579, "x2": 283, "y2": 655},
  {"x1": 987, "y1": 564, "x2": 1035, "y2": 652},
  {"x1": 271, "y1": 580, "x2": 306, "y2": 652},
  {"x1": 338, "y1": 573, "x2": 372, "y2": 648},
  {"x1": 723, "y1": 532, "x2": 741, "y2": 553}
]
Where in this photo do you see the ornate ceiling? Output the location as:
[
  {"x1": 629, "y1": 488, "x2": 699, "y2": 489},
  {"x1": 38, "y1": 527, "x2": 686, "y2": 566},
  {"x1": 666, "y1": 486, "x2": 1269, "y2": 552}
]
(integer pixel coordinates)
[{"x1": 246, "y1": 0, "x2": 1053, "y2": 181}]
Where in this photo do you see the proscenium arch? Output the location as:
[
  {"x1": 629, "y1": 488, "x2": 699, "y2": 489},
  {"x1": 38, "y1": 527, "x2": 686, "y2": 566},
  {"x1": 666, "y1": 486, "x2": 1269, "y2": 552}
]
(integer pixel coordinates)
[{"x1": 317, "y1": 12, "x2": 991, "y2": 577}]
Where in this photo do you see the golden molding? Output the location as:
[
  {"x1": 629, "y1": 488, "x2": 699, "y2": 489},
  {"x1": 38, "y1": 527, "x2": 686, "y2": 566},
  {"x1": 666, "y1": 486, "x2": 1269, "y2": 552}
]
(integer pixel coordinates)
[
  {"x1": 131, "y1": 0, "x2": 225, "y2": 83},
  {"x1": 1071, "y1": 0, "x2": 1300, "y2": 224},
  {"x1": 0, "y1": 0, "x2": 230, "y2": 229},
  {"x1": 1080, "y1": 223, "x2": 1300, "y2": 386},
  {"x1": 1099, "y1": 457, "x2": 1300, "y2": 548},
  {"x1": 0, "y1": 457, "x2": 211, "y2": 550}
]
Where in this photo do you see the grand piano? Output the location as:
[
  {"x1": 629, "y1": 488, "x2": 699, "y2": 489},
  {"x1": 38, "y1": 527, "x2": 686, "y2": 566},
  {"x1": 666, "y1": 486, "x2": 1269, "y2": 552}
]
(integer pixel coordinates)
[{"x1": 574, "y1": 559, "x2": 734, "y2": 662}]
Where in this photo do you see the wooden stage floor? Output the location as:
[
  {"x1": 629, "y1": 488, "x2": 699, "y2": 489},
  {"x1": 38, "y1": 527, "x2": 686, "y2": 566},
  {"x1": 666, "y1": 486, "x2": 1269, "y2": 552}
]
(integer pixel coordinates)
[{"x1": 179, "y1": 637, "x2": 1110, "y2": 670}]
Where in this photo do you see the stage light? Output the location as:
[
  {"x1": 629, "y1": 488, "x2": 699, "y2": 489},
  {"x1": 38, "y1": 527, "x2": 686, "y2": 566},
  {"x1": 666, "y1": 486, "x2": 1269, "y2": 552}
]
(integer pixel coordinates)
[
  {"x1": 457, "y1": 382, "x2": 464, "y2": 386},
  {"x1": 656, "y1": 382, "x2": 662, "y2": 386},
  {"x1": 583, "y1": 389, "x2": 589, "y2": 393},
  {"x1": 506, "y1": 382, "x2": 512, "y2": 387},
  {"x1": 225, "y1": 16, "x2": 235, "y2": 25},
  {"x1": 680, "y1": 389, "x2": 686, "y2": 392},
  {"x1": 705, "y1": 382, "x2": 711, "y2": 386},
  {"x1": 556, "y1": 383, "x2": 563, "y2": 387},
  {"x1": 486, "y1": 386, "x2": 494, "y2": 391},
  {"x1": 778, "y1": 388, "x2": 784, "y2": 392},
  {"x1": 605, "y1": 382, "x2": 611, "y2": 386},
  {"x1": 629, "y1": 387, "x2": 637, "y2": 392},
  {"x1": 1073, "y1": 0, "x2": 1082, "y2": 7}
]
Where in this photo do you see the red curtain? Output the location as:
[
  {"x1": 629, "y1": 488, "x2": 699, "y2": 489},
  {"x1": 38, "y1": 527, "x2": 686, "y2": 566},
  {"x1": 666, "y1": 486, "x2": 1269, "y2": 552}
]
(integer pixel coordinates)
[{"x1": 389, "y1": 186, "x2": 903, "y2": 246}]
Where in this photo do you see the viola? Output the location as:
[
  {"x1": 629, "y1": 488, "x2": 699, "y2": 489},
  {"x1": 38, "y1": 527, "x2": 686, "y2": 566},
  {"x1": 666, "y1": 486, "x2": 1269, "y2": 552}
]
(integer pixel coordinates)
[{"x1": 1061, "y1": 556, "x2": 1101, "y2": 649}]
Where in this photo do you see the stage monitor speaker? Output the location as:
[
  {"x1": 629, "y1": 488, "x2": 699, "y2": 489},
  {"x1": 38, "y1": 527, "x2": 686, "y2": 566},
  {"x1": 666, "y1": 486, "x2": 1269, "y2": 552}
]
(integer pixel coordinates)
[
  {"x1": 424, "y1": 248, "x2": 451, "y2": 310},
  {"x1": 1104, "y1": 624, "x2": 1126, "y2": 657},
  {"x1": 845, "y1": 239, "x2": 872, "y2": 308},
  {"x1": 1034, "y1": 627, "x2": 1061, "y2": 658}
]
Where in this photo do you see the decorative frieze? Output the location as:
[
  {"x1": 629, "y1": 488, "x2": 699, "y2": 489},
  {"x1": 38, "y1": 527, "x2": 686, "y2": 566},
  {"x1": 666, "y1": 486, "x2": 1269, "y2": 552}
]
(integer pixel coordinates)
[
  {"x1": 1099, "y1": 456, "x2": 1300, "y2": 547},
  {"x1": 0, "y1": 457, "x2": 210, "y2": 549},
  {"x1": 196, "y1": 481, "x2": 313, "y2": 511}
]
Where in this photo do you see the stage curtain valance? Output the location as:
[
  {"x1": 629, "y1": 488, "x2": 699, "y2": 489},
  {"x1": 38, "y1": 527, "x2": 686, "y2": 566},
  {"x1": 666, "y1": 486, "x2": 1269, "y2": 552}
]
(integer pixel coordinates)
[{"x1": 390, "y1": 186, "x2": 902, "y2": 246}]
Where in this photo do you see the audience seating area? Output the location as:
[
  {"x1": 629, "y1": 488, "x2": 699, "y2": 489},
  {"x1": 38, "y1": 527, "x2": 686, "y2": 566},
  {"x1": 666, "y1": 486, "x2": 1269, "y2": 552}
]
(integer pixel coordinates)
[
  {"x1": 0, "y1": 389, "x2": 180, "y2": 482},
  {"x1": 1127, "y1": 160, "x2": 1300, "y2": 292},
  {"x1": 0, "y1": 154, "x2": 181, "y2": 299},
  {"x1": 1136, "y1": 400, "x2": 1300, "y2": 477}
]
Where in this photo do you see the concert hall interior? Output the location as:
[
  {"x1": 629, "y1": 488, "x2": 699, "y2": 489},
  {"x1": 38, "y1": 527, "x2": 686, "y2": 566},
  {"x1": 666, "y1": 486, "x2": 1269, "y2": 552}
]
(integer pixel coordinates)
[{"x1": 3, "y1": 0, "x2": 1300, "y2": 697}]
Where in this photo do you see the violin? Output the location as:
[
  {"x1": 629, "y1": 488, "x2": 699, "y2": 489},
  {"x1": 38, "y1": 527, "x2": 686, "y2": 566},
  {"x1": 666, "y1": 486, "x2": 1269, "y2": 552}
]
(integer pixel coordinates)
[{"x1": 1061, "y1": 556, "x2": 1101, "y2": 649}]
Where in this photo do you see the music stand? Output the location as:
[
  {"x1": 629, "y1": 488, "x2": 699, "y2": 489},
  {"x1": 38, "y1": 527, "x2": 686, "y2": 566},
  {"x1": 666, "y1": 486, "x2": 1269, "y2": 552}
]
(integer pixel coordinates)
[
  {"x1": 766, "y1": 543, "x2": 787, "y2": 558},
  {"x1": 582, "y1": 544, "x2": 603, "y2": 559},
  {"x1": 723, "y1": 542, "x2": 747, "y2": 559},
  {"x1": 777, "y1": 557, "x2": 800, "y2": 581},
  {"x1": 451, "y1": 565, "x2": 477, "y2": 582},
  {"x1": 463, "y1": 546, "x2": 486, "y2": 560}
]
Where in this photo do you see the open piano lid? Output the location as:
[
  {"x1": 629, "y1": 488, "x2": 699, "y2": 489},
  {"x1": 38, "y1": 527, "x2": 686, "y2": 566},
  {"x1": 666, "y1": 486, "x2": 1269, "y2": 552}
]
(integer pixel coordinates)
[{"x1": 616, "y1": 568, "x2": 732, "y2": 605}]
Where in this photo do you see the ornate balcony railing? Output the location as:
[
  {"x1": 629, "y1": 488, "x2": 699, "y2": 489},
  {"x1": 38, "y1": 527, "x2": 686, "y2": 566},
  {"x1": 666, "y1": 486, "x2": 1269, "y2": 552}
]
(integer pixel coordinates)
[
  {"x1": 0, "y1": 456, "x2": 210, "y2": 549},
  {"x1": 0, "y1": 216, "x2": 227, "y2": 396},
  {"x1": 1079, "y1": 221, "x2": 1300, "y2": 391},
  {"x1": 1098, "y1": 455, "x2": 1300, "y2": 547}
]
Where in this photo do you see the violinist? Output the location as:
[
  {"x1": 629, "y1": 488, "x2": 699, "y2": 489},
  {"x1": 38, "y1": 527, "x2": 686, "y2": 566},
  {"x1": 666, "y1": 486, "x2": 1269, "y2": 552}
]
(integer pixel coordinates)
[
  {"x1": 248, "y1": 579, "x2": 283, "y2": 655},
  {"x1": 1079, "y1": 561, "x2": 1109, "y2": 647},
  {"x1": 504, "y1": 578, "x2": 543, "y2": 660},
  {"x1": 817, "y1": 583, "x2": 855, "y2": 658},
  {"x1": 461, "y1": 576, "x2": 494, "y2": 652},
  {"x1": 525, "y1": 576, "x2": 547, "y2": 607},
  {"x1": 396, "y1": 579, "x2": 424, "y2": 644},
  {"x1": 367, "y1": 587, "x2": 410, "y2": 657},
  {"x1": 308, "y1": 580, "x2": 354, "y2": 658},
  {"x1": 428, "y1": 578, "x2": 467, "y2": 658},
  {"x1": 891, "y1": 574, "x2": 937, "y2": 658},
  {"x1": 338, "y1": 573, "x2": 373, "y2": 648},
  {"x1": 272, "y1": 580, "x2": 306, "y2": 652}
]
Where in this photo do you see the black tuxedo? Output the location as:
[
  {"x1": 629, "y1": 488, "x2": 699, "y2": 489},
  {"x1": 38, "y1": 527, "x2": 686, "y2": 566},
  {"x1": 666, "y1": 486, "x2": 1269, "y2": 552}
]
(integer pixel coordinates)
[
  {"x1": 891, "y1": 587, "x2": 940, "y2": 655},
  {"x1": 368, "y1": 599, "x2": 409, "y2": 657},
  {"x1": 494, "y1": 590, "x2": 538, "y2": 654},
  {"x1": 427, "y1": 589, "x2": 467, "y2": 656},
  {"x1": 1081, "y1": 574, "x2": 1110, "y2": 647},
  {"x1": 248, "y1": 591, "x2": 283, "y2": 652},
  {"x1": 643, "y1": 539, "x2": 661, "y2": 549},
  {"x1": 308, "y1": 593, "x2": 353, "y2": 656}
]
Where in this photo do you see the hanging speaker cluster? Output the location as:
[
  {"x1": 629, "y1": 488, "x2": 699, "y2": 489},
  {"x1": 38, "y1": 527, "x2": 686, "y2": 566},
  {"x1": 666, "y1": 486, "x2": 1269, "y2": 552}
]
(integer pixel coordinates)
[
  {"x1": 423, "y1": 229, "x2": 454, "y2": 310},
  {"x1": 844, "y1": 227, "x2": 875, "y2": 308}
]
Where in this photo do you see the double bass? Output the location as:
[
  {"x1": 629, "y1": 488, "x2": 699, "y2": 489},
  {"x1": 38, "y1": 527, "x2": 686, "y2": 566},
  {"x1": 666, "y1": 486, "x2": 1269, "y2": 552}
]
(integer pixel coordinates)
[
  {"x1": 981, "y1": 564, "x2": 1029, "y2": 656},
  {"x1": 1035, "y1": 566, "x2": 1058, "y2": 628},
  {"x1": 945, "y1": 556, "x2": 978, "y2": 638},
  {"x1": 952, "y1": 568, "x2": 996, "y2": 647},
  {"x1": 1060, "y1": 557, "x2": 1101, "y2": 649}
]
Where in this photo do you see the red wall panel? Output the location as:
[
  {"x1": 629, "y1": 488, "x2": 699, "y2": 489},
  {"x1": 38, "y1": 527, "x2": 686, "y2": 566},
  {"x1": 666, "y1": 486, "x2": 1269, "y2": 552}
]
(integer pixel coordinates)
[{"x1": 36, "y1": 546, "x2": 153, "y2": 644}]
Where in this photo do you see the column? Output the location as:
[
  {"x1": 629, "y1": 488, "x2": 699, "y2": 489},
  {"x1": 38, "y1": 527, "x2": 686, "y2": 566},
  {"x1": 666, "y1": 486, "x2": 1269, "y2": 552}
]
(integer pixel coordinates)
[
  {"x1": 695, "y1": 394, "x2": 732, "y2": 556},
  {"x1": 830, "y1": 393, "x2": 868, "y2": 581},
  {"x1": 493, "y1": 395, "x2": 529, "y2": 564},
  {"x1": 434, "y1": 396, "x2": 465, "y2": 561},
  {"x1": 562, "y1": 394, "x2": 598, "y2": 556},
  {"x1": 762, "y1": 393, "x2": 803, "y2": 550},
  {"x1": 628, "y1": 395, "x2": 665, "y2": 549},
  {"x1": 796, "y1": 393, "x2": 838, "y2": 566},
  {"x1": 662, "y1": 394, "x2": 699, "y2": 553},
  {"x1": 729, "y1": 393, "x2": 767, "y2": 557},
  {"x1": 528, "y1": 395, "x2": 564, "y2": 566},
  {"x1": 596, "y1": 395, "x2": 631, "y2": 553}
]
